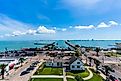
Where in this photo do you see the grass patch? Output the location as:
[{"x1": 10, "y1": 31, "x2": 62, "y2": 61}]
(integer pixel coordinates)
[
  {"x1": 66, "y1": 69, "x2": 89, "y2": 78},
  {"x1": 67, "y1": 78, "x2": 76, "y2": 81},
  {"x1": 29, "y1": 78, "x2": 63, "y2": 81},
  {"x1": 35, "y1": 67, "x2": 63, "y2": 75},
  {"x1": 105, "y1": 52, "x2": 121, "y2": 57}
]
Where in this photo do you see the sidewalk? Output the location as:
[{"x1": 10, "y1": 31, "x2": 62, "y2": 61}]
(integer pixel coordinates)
[
  {"x1": 0, "y1": 55, "x2": 45, "y2": 81},
  {"x1": 63, "y1": 68, "x2": 67, "y2": 81},
  {"x1": 32, "y1": 75, "x2": 64, "y2": 78},
  {"x1": 83, "y1": 67, "x2": 93, "y2": 80}
]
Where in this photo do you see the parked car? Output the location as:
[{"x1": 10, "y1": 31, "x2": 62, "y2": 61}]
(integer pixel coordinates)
[
  {"x1": 20, "y1": 71, "x2": 29, "y2": 76},
  {"x1": 109, "y1": 75, "x2": 118, "y2": 81},
  {"x1": 26, "y1": 67, "x2": 34, "y2": 71}
]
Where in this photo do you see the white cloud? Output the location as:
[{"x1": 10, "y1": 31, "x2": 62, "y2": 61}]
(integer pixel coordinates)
[
  {"x1": 36, "y1": 26, "x2": 56, "y2": 34},
  {"x1": 109, "y1": 21, "x2": 118, "y2": 26},
  {"x1": 69, "y1": 26, "x2": 73, "y2": 28},
  {"x1": 62, "y1": 28, "x2": 67, "y2": 31},
  {"x1": 75, "y1": 25, "x2": 95, "y2": 29},
  {"x1": 53, "y1": 27, "x2": 57, "y2": 30},
  {"x1": 97, "y1": 21, "x2": 118, "y2": 28},
  {"x1": 97, "y1": 22, "x2": 109, "y2": 28},
  {"x1": 26, "y1": 29, "x2": 36, "y2": 35},
  {"x1": 0, "y1": 14, "x2": 31, "y2": 33},
  {"x1": 12, "y1": 31, "x2": 25, "y2": 36},
  {"x1": 0, "y1": 14, "x2": 56, "y2": 37},
  {"x1": 6, "y1": 26, "x2": 56, "y2": 37}
]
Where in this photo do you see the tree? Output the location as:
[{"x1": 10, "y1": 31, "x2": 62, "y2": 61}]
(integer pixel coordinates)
[
  {"x1": 95, "y1": 48, "x2": 100, "y2": 56},
  {"x1": 88, "y1": 57, "x2": 92, "y2": 66},
  {"x1": 19, "y1": 58, "x2": 24, "y2": 66},
  {"x1": 75, "y1": 45, "x2": 82, "y2": 57},
  {"x1": 94, "y1": 59, "x2": 101, "y2": 71},
  {"x1": 75, "y1": 49, "x2": 80, "y2": 57},
  {"x1": 1, "y1": 64, "x2": 5, "y2": 79},
  {"x1": 75, "y1": 75, "x2": 84, "y2": 81},
  {"x1": 84, "y1": 54, "x2": 88, "y2": 64}
]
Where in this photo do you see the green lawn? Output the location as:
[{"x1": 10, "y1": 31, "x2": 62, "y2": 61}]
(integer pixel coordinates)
[
  {"x1": 67, "y1": 78, "x2": 76, "y2": 81},
  {"x1": 67, "y1": 72, "x2": 103, "y2": 81},
  {"x1": 66, "y1": 70, "x2": 89, "y2": 78},
  {"x1": 86, "y1": 73, "x2": 103, "y2": 81},
  {"x1": 30, "y1": 78, "x2": 63, "y2": 81},
  {"x1": 35, "y1": 67, "x2": 63, "y2": 75},
  {"x1": 105, "y1": 52, "x2": 121, "y2": 57}
]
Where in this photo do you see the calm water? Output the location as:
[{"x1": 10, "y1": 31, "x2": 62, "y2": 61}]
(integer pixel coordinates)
[{"x1": 0, "y1": 40, "x2": 121, "y2": 52}]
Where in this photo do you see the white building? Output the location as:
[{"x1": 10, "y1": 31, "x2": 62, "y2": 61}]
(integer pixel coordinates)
[
  {"x1": 69, "y1": 57, "x2": 85, "y2": 71},
  {"x1": 45, "y1": 56, "x2": 85, "y2": 71},
  {"x1": 45, "y1": 58, "x2": 62, "y2": 67}
]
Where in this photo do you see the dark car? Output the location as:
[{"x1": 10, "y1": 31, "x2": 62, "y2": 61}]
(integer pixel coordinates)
[
  {"x1": 109, "y1": 75, "x2": 118, "y2": 81},
  {"x1": 20, "y1": 71, "x2": 29, "y2": 76},
  {"x1": 30, "y1": 65, "x2": 36, "y2": 67},
  {"x1": 26, "y1": 67, "x2": 34, "y2": 71}
]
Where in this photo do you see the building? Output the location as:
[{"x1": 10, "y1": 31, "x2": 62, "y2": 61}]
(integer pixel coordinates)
[
  {"x1": 45, "y1": 57, "x2": 63, "y2": 67},
  {"x1": 69, "y1": 57, "x2": 85, "y2": 71},
  {"x1": 45, "y1": 56, "x2": 85, "y2": 71},
  {"x1": 63, "y1": 56, "x2": 85, "y2": 71}
]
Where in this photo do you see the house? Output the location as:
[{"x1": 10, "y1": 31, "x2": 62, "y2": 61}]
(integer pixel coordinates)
[
  {"x1": 69, "y1": 56, "x2": 85, "y2": 71},
  {"x1": 45, "y1": 56, "x2": 85, "y2": 71},
  {"x1": 45, "y1": 57, "x2": 63, "y2": 67}
]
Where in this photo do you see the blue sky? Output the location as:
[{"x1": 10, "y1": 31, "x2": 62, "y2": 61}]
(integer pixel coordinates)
[{"x1": 0, "y1": 0, "x2": 121, "y2": 40}]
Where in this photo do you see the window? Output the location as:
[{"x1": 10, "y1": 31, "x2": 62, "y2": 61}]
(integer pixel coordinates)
[
  {"x1": 77, "y1": 66, "x2": 80, "y2": 68},
  {"x1": 77, "y1": 62, "x2": 80, "y2": 64},
  {"x1": 57, "y1": 62, "x2": 59, "y2": 66},
  {"x1": 72, "y1": 65, "x2": 75, "y2": 68}
]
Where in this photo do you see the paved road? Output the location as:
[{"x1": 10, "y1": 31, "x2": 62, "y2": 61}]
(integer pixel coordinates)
[
  {"x1": 109, "y1": 69, "x2": 121, "y2": 80},
  {"x1": 0, "y1": 55, "x2": 46, "y2": 81}
]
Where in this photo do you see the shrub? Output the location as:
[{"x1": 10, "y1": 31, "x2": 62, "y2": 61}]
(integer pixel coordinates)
[{"x1": 75, "y1": 75, "x2": 84, "y2": 81}]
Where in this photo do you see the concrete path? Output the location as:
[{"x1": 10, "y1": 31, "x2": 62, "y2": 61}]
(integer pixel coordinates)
[
  {"x1": 98, "y1": 71, "x2": 106, "y2": 80},
  {"x1": 63, "y1": 68, "x2": 67, "y2": 81},
  {"x1": 66, "y1": 76, "x2": 74, "y2": 79},
  {"x1": 32, "y1": 75, "x2": 64, "y2": 78},
  {"x1": 83, "y1": 67, "x2": 93, "y2": 80}
]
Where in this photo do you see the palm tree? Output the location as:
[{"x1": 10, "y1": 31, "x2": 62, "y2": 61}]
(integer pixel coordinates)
[
  {"x1": 95, "y1": 47, "x2": 100, "y2": 56},
  {"x1": 19, "y1": 58, "x2": 24, "y2": 67},
  {"x1": 75, "y1": 45, "x2": 82, "y2": 57},
  {"x1": 75, "y1": 49, "x2": 80, "y2": 57},
  {"x1": 1, "y1": 64, "x2": 5, "y2": 79}
]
